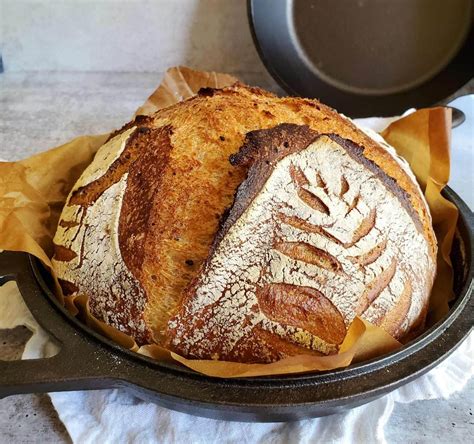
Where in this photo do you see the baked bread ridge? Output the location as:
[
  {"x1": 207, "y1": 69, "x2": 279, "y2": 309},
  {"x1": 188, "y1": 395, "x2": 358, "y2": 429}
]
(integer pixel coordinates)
[
  {"x1": 52, "y1": 82, "x2": 436, "y2": 347},
  {"x1": 166, "y1": 124, "x2": 437, "y2": 363},
  {"x1": 52, "y1": 125, "x2": 174, "y2": 344}
]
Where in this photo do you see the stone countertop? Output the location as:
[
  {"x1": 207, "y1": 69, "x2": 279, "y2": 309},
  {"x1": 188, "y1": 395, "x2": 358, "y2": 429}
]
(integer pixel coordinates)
[{"x1": 0, "y1": 71, "x2": 473, "y2": 443}]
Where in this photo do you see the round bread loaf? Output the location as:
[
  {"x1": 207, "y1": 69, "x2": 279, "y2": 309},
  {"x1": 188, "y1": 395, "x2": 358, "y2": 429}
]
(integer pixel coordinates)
[{"x1": 52, "y1": 84, "x2": 436, "y2": 360}]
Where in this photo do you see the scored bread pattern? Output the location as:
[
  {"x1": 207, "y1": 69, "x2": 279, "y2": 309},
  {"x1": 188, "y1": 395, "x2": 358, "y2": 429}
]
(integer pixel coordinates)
[
  {"x1": 51, "y1": 84, "x2": 436, "y2": 359},
  {"x1": 52, "y1": 127, "x2": 152, "y2": 344},
  {"x1": 53, "y1": 124, "x2": 177, "y2": 345},
  {"x1": 168, "y1": 134, "x2": 435, "y2": 361}
]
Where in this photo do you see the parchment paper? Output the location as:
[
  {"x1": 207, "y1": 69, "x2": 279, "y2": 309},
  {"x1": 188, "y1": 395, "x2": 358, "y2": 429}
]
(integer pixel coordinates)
[{"x1": 0, "y1": 66, "x2": 457, "y2": 377}]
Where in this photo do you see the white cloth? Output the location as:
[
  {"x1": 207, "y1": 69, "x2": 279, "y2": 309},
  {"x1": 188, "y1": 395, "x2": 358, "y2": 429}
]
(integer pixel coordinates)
[{"x1": 1, "y1": 105, "x2": 473, "y2": 444}]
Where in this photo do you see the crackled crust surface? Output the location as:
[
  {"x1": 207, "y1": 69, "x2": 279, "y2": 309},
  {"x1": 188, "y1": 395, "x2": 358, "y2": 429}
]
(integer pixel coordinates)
[
  {"x1": 166, "y1": 125, "x2": 436, "y2": 362},
  {"x1": 52, "y1": 84, "x2": 436, "y2": 348}
]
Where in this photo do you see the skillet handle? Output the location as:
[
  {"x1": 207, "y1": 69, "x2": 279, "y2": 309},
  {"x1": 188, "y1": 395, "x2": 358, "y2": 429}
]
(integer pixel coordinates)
[{"x1": 0, "y1": 251, "x2": 123, "y2": 398}]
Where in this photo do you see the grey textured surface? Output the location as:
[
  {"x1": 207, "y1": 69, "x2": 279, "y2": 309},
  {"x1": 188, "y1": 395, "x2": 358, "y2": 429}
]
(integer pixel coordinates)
[
  {"x1": 0, "y1": 72, "x2": 472, "y2": 443},
  {"x1": 0, "y1": 0, "x2": 267, "y2": 73},
  {"x1": 385, "y1": 381, "x2": 474, "y2": 444},
  {"x1": 0, "y1": 71, "x2": 281, "y2": 161},
  {"x1": 0, "y1": 326, "x2": 31, "y2": 361},
  {"x1": 0, "y1": 327, "x2": 71, "y2": 443}
]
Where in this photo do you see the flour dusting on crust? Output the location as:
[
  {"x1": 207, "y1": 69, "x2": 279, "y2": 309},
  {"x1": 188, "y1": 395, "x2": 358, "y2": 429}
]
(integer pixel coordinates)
[
  {"x1": 52, "y1": 128, "x2": 151, "y2": 342},
  {"x1": 168, "y1": 130, "x2": 436, "y2": 361}
]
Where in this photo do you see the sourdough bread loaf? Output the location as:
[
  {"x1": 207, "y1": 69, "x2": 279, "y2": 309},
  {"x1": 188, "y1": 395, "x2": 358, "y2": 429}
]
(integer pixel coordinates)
[
  {"x1": 165, "y1": 124, "x2": 436, "y2": 362},
  {"x1": 52, "y1": 84, "x2": 436, "y2": 357}
]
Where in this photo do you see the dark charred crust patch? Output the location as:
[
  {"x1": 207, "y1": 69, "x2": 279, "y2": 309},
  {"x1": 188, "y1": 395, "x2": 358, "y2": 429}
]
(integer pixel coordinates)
[
  {"x1": 105, "y1": 114, "x2": 153, "y2": 142},
  {"x1": 198, "y1": 87, "x2": 218, "y2": 97},
  {"x1": 229, "y1": 123, "x2": 316, "y2": 168},
  {"x1": 118, "y1": 125, "x2": 174, "y2": 279}
]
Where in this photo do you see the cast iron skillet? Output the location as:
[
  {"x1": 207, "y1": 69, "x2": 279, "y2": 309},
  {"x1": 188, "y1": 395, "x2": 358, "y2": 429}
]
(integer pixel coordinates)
[
  {"x1": 0, "y1": 187, "x2": 472, "y2": 422},
  {"x1": 248, "y1": 0, "x2": 474, "y2": 117}
]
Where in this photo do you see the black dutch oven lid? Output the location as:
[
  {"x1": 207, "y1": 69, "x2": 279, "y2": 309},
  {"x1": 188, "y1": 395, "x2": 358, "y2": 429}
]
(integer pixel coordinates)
[{"x1": 248, "y1": 0, "x2": 474, "y2": 117}]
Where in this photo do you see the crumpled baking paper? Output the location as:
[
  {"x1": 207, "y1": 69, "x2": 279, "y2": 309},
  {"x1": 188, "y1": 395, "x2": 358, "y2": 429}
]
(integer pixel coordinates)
[{"x1": 0, "y1": 67, "x2": 459, "y2": 377}]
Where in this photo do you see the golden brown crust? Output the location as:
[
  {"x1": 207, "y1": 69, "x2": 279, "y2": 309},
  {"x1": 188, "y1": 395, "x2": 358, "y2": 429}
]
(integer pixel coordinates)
[
  {"x1": 54, "y1": 83, "x2": 437, "y2": 352},
  {"x1": 119, "y1": 126, "x2": 174, "y2": 280},
  {"x1": 256, "y1": 283, "x2": 347, "y2": 345},
  {"x1": 155, "y1": 83, "x2": 435, "y2": 255}
]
